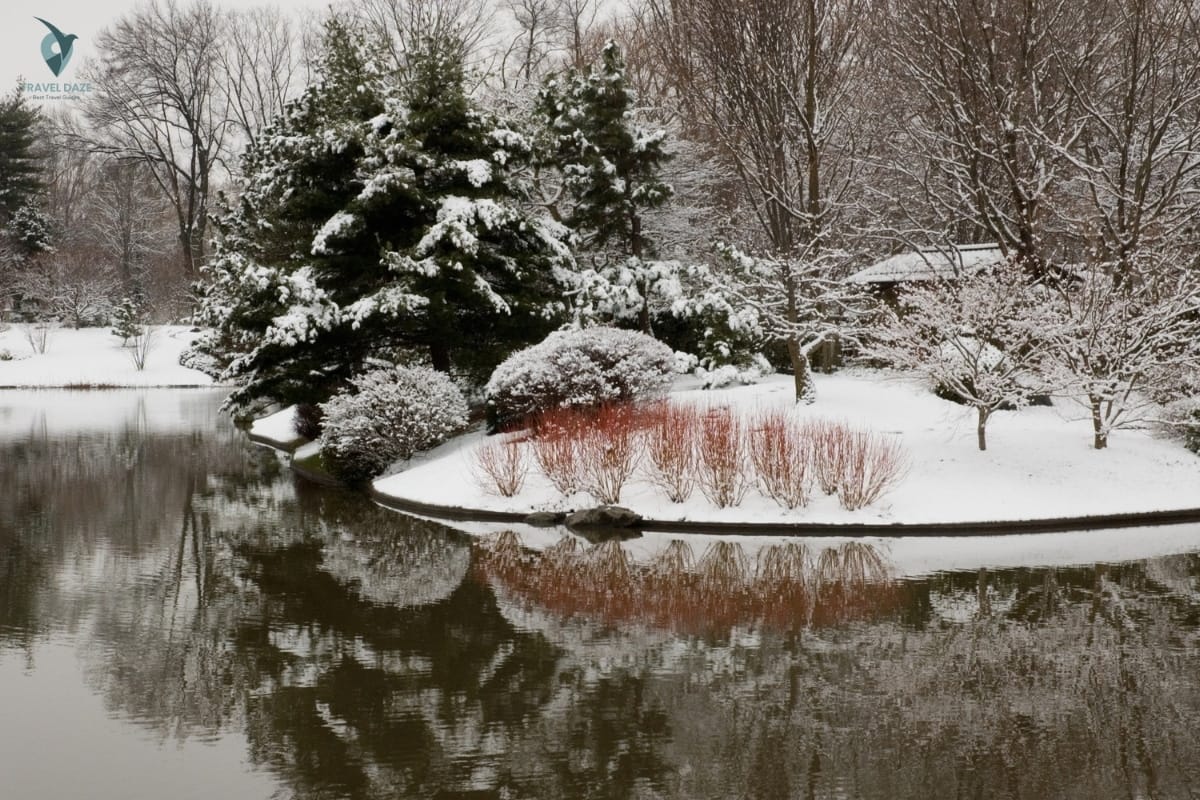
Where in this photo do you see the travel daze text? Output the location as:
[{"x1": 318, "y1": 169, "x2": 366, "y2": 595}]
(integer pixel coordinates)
[{"x1": 24, "y1": 82, "x2": 91, "y2": 93}]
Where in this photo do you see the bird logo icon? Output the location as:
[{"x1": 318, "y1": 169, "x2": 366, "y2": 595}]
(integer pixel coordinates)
[{"x1": 34, "y1": 17, "x2": 79, "y2": 78}]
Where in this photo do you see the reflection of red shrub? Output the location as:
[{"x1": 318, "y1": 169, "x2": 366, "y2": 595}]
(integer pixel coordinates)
[
  {"x1": 474, "y1": 534, "x2": 902, "y2": 637},
  {"x1": 696, "y1": 407, "x2": 750, "y2": 507},
  {"x1": 530, "y1": 407, "x2": 588, "y2": 496},
  {"x1": 749, "y1": 409, "x2": 812, "y2": 509},
  {"x1": 578, "y1": 404, "x2": 642, "y2": 504},
  {"x1": 836, "y1": 431, "x2": 907, "y2": 510},
  {"x1": 643, "y1": 401, "x2": 699, "y2": 503},
  {"x1": 471, "y1": 437, "x2": 530, "y2": 497}
]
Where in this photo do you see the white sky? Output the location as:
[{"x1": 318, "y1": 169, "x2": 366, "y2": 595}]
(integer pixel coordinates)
[{"x1": 0, "y1": 0, "x2": 318, "y2": 103}]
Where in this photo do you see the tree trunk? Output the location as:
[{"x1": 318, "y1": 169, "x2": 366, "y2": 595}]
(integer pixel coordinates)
[
  {"x1": 1090, "y1": 394, "x2": 1107, "y2": 449},
  {"x1": 976, "y1": 406, "x2": 989, "y2": 451},
  {"x1": 430, "y1": 340, "x2": 451, "y2": 373},
  {"x1": 787, "y1": 338, "x2": 813, "y2": 403}
]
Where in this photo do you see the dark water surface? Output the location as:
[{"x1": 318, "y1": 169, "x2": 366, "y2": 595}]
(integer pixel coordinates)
[{"x1": 3, "y1": 390, "x2": 1200, "y2": 799}]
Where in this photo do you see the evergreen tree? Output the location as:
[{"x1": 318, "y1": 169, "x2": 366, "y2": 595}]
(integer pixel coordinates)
[
  {"x1": 111, "y1": 296, "x2": 143, "y2": 344},
  {"x1": 539, "y1": 42, "x2": 673, "y2": 333},
  {"x1": 0, "y1": 85, "x2": 43, "y2": 222},
  {"x1": 196, "y1": 22, "x2": 573, "y2": 411}
]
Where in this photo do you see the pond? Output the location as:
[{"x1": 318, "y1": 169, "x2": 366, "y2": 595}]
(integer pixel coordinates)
[{"x1": 3, "y1": 390, "x2": 1200, "y2": 799}]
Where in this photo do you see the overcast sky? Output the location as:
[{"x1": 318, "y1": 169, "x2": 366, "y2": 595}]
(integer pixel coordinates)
[{"x1": 1, "y1": 1, "x2": 317, "y2": 103}]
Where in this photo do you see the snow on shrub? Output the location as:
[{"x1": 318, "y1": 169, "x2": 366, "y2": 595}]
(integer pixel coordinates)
[
  {"x1": 320, "y1": 366, "x2": 468, "y2": 483},
  {"x1": 485, "y1": 326, "x2": 675, "y2": 429},
  {"x1": 472, "y1": 436, "x2": 530, "y2": 497}
]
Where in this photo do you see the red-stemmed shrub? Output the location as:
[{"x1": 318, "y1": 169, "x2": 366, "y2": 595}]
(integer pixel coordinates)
[
  {"x1": 696, "y1": 406, "x2": 751, "y2": 507},
  {"x1": 748, "y1": 408, "x2": 812, "y2": 509},
  {"x1": 835, "y1": 430, "x2": 907, "y2": 510},
  {"x1": 471, "y1": 436, "x2": 530, "y2": 497},
  {"x1": 530, "y1": 406, "x2": 589, "y2": 496},
  {"x1": 577, "y1": 403, "x2": 643, "y2": 504},
  {"x1": 810, "y1": 419, "x2": 852, "y2": 495},
  {"x1": 643, "y1": 401, "x2": 700, "y2": 503}
]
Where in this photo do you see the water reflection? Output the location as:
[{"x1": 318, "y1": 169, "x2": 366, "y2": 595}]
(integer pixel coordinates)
[{"x1": 2, "y1": 391, "x2": 1200, "y2": 798}]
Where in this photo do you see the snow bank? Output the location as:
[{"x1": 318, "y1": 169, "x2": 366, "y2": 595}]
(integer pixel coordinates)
[
  {"x1": 0, "y1": 325, "x2": 215, "y2": 388},
  {"x1": 374, "y1": 370, "x2": 1200, "y2": 526},
  {"x1": 248, "y1": 405, "x2": 304, "y2": 449}
]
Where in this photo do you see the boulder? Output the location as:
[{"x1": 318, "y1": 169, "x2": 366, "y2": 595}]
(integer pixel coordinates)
[{"x1": 564, "y1": 505, "x2": 642, "y2": 530}]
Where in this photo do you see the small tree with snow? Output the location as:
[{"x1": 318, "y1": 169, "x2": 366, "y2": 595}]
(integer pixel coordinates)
[
  {"x1": 708, "y1": 244, "x2": 869, "y2": 403},
  {"x1": 319, "y1": 365, "x2": 469, "y2": 484},
  {"x1": 111, "y1": 296, "x2": 143, "y2": 344},
  {"x1": 539, "y1": 41, "x2": 674, "y2": 334},
  {"x1": 869, "y1": 265, "x2": 1058, "y2": 451},
  {"x1": 1045, "y1": 265, "x2": 1200, "y2": 450},
  {"x1": 485, "y1": 326, "x2": 676, "y2": 429}
]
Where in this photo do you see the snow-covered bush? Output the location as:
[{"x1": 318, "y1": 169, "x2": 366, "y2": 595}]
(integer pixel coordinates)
[
  {"x1": 319, "y1": 366, "x2": 468, "y2": 483},
  {"x1": 485, "y1": 326, "x2": 675, "y2": 429},
  {"x1": 694, "y1": 353, "x2": 773, "y2": 389}
]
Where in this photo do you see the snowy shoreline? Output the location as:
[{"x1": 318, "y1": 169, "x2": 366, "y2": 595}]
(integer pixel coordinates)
[
  {"x1": 0, "y1": 325, "x2": 216, "y2": 388},
  {"x1": 371, "y1": 371, "x2": 1200, "y2": 529}
]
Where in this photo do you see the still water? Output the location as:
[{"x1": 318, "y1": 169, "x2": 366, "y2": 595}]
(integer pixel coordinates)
[{"x1": 3, "y1": 390, "x2": 1200, "y2": 799}]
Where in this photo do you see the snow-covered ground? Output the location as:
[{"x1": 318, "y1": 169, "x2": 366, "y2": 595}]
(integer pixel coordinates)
[
  {"x1": 249, "y1": 405, "x2": 304, "y2": 449},
  {"x1": 0, "y1": 325, "x2": 214, "y2": 387},
  {"x1": 374, "y1": 371, "x2": 1200, "y2": 525}
]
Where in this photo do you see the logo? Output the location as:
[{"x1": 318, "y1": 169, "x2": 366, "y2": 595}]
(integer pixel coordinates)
[{"x1": 34, "y1": 17, "x2": 78, "y2": 77}]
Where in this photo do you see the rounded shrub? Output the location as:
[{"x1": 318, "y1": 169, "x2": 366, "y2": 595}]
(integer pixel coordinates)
[
  {"x1": 319, "y1": 365, "x2": 468, "y2": 483},
  {"x1": 485, "y1": 327, "x2": 676, "y2": 430}
]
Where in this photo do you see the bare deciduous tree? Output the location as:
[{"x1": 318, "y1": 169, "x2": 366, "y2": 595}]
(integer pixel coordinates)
[
  {"x1": 883, "y1": 0, "x2": 1096, "y2": 271},
  {"x1": 647, "y1": 0, "x2": 872, "y2": 400},
  {"x1": 84, "y1": 0, "x2": 229, "y2": 277},
  {"x1": 1054, "y1": 0, "x2": 1200, "y2": 283},
  {"x1": 219, "y1": 7, "x2": 308, "y2": 147},
  {"x1": 87, "y1": 160, "x2": 174, "y2": 295}
]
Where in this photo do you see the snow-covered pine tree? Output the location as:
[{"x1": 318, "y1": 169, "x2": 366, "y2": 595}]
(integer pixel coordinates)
[
  {"x1": 194, "y1": 17, "x2": 388, "y2": 408},
  {"x1": 111, "y1": 296, "x2": 143, "y2": 344},
  {"x1": 0, "y1": 85, "x2": 43, "y2": 224},
  {"x1": 369, "y1": 37, "x2": 575, "y2": 377},
  {"x1": 539, "y1": 41, "x2": 674, "y2": 334},
  {"x1": 0, "y1": 86, "x2": 51, "y2": 278},
  {"x1": 195, "y1": 21, "x2": 574, "y2": 410}
]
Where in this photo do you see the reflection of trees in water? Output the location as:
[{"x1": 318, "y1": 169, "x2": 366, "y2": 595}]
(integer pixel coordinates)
[
  {"x1": 0, "y1": 423, "x2": 274, "y2": 654},
  {"x1": 8, "y1": 402, "x2": 1200, "y2": 798},
  {"x1": 651, "y1": 556, "x2": 1200, "y2": 799},
  {"x1": 475, "y1": 532, "x2": 901, "y2": 637}
]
